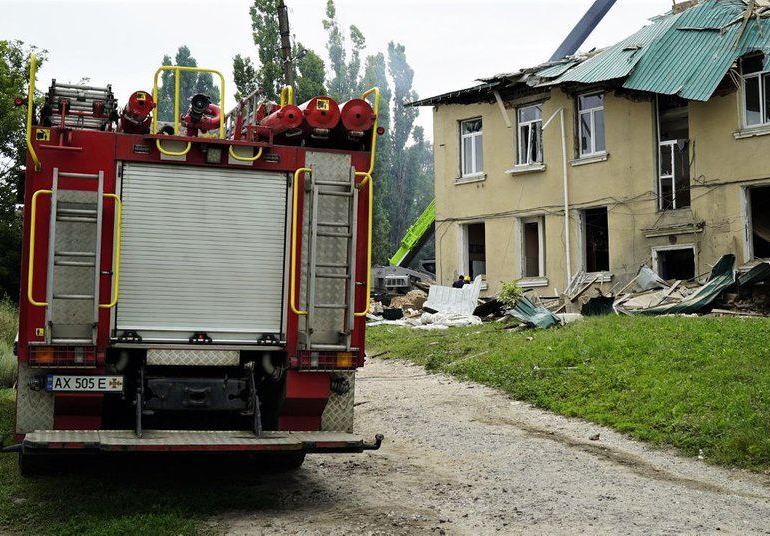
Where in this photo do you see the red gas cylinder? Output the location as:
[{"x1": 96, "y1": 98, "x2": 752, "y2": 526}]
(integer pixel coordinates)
[
  {"x1": 259, "y1": 104, "x2": 304, "y2": 135},
  {"x1": 298, "y1": 97, "x2": 341, "y2": 137},
  {"x1": 339, "y1": 98, "x2": 375, "y2": 136},
  {"x1": 119, "y1": 90, "x2": 155, "y2": 134}
]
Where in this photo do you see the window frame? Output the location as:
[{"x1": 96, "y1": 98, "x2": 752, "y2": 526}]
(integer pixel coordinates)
[
  {"x1": 651, "y1": 244, "x2": 697, "y2": 280},
  {"x1": 577, "y1": 92, "x2": 606, "y2": 158},
  {"x1": 581, "y1": 206, "x2": 610, "y2": 274},
  {"x1": 520, "y1": 216, "x2": 545, "y2": 279},
  {"x1": 741, "y1": 58, "x2": 770, "y2": 128},
  {"x1": 459, "y1": 117, "x2": 484, "y2": 178},
  {"x1": 516, "y1": 104, "x2": 544, "y2": 166}
]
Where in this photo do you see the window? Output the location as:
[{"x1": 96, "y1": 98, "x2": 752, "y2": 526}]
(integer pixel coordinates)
[
  {"x1": 459, "y1": 223, "x2": 486, "y2": 279},
  {"x1": 521, "y1": 217, "x2": 545, "y2": 278},
  {"x1": 653, "y1": 247, "x2": 696, "y2": 281},
  {"x1": 460, "y1": 118, "x2": 483, "y2": 177},
  {"x1": 657, "y1": 96, "x2": 691, "y2": 210},
  {"x1": 742, "y1": 55, "x2": 770, "y2": 127},
  {"x1": 517, "y1": 104, "x2": 543, "y2": 165},
  {"x1": 578, "y1": 93, "x2": 605, "y2": 157},
  {"x1": 583, "y1": 207, "x2": 609, "y2": 272}
]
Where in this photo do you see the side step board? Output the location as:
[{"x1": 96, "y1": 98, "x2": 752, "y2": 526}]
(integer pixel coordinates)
[{"x1": 22, "y1": 430, "x2": 384, "y2": 453}]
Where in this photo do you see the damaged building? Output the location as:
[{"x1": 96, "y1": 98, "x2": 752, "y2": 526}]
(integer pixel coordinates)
[{"x1": 410, "y1": 0, "x2": 770, "y2": 296}]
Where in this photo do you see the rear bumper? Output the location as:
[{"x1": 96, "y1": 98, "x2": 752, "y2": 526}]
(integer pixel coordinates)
[{"x1": 20, "y1": 430, "x2": 384, "y2": 454}]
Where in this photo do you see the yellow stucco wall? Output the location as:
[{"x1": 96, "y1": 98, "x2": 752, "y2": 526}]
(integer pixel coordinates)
[{"x1": 432, "y1": 87, "x2": 770, "y2": 296}]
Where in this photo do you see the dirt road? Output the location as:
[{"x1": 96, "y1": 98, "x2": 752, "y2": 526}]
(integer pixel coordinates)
[{"x1": 220, "y1": 358, "x2": 770, "y2": 535}]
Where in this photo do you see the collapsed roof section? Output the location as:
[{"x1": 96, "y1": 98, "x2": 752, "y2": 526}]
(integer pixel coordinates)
[{"x1": 409, "y1": 0, "x2": 770, "y2": 107}]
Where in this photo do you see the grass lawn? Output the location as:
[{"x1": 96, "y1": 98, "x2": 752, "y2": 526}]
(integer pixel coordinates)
[{"x1": 367, "y1": 315, "x2": 770, "y2": 470}]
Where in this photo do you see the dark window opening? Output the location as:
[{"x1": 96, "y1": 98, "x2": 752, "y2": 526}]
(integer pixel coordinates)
[
  {"x1": 584, "y1": 208, "x2": 610, "y2": 272},
  {"x1": 523, "y1": 221, "x2": 542, "y2": 278},
  {"x1": 467, "y1": 223, "x2": 486, "y2": 279},
  {"x1": 657, "y1": 249, "x2": 695, "y2": 281},
  {"x1": 751, "y1": 186, "x2": 770, "y2": 258},
  {"x1": 658, "y1": 95, "x2": 690, "y2": 210}
]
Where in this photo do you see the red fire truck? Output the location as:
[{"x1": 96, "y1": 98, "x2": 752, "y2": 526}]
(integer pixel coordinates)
[{"x1": 11, "y1": 56, "x2": 383, "y2": 474}]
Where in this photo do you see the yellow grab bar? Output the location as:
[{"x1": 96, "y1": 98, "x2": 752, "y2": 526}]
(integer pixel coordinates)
[
  {"x1": 27, "y1": 189, "x2": 52, "y2": 307},
  {"x1": 99, "y1": 194, "x2": 122, "y2": 309},
  {"x1": 279, "y1": 85, "x2": 295, "y2": 107},
  {"x1": 155, "y1": 139, "x2": 192, "y2": 157},
  {"x1": 360, "y1": 87, "x2": 381, "y2": 178},
  {"x1": 228, "y1": 145, "x2": 263, "y2": 162},
  {"x1": 26, "y1": 54, "x2": 41, "y2": 172},
  {"x1": 290, "y1": 167, "x2": 312, "y2": 316},
  {"x1": 151, "y1": 65, "x2": 227, "y2": 138},
  {"x1": 354, "y1": 172, "x2": 373, "y2": 317}
]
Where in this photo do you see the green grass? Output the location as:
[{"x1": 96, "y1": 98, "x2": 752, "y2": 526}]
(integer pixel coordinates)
[
  {"x1": 0, "y1": 300, "x2": 18, "y2": 388},
  {"x1": 367, "y1": 315, "x2": 770, "y2": 470}
]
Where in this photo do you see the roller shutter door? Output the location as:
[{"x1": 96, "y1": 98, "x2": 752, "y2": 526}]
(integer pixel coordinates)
[{"x1": 116, "y1": 163, "x2": 287, "y2": 343}]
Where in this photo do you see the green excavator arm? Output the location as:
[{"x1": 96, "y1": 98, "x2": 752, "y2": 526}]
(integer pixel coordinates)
[{"x1": 389, "y1": 199, "x2": 436, "y2": 267}]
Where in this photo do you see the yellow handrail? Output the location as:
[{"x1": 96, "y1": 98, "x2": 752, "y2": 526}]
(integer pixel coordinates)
[
  {"x1": 99, "y1": 194, "x2": 123, "y2": 309},
  {"x1": 228, "y1": 145, "x2": 263, "y2": 162},
  {"x1": 290, "y1": 167, "x2": 312, "y2": 316},
  {"x1": 26, "y1": 54, "x2": 41, "y2": 172},
  {"x1": 279, "y1": 85, "x2": 295, "y2": 107},
  {"x1": 151, "y1": 65, "x2": 227, "y2": 157},
  {"x1": 356, "y1": 87, "x2": 381, "y2": 188},
  {"x1": 354, "y1": 172, "x2": 373, "y2": 317},
  {"x1": 27, "y1": 189, "x2": 52, "y2": 307}
]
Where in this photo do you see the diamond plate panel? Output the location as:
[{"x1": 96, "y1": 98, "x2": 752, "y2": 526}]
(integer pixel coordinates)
[
  {"x1": 16, "y1": 362, "x2": 54, "y2": 434},
  {"x1": 321, "y1": 372, "x2": 355, "y2": 432},
  {"x1": 146, "y1": 348, "x2": 240, "y2": 366}
]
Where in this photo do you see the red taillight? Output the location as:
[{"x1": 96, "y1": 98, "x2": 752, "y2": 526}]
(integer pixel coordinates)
[
  {"x1": 28, "y1": 346, "x2": 97, "y2": 367},
  {"x1": 295, "y1": 351, "x2": 356, "y2": 370}
]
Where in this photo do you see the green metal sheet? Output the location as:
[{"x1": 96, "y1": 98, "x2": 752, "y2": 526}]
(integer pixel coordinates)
[{"x1": 535, "y1": 60, "x2": 579, "y2": 79}]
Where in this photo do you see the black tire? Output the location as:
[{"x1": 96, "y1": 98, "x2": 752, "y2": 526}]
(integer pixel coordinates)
[
  {"x1": 18, "y1": 452, "x2": 52, "y2": 477},
  {"x1": 256, "y1": 451, "x2": 306, "y2": 473}
]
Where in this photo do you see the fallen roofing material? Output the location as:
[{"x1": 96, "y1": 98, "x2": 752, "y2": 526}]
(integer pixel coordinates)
[
  {"x1": 615, "y1": 254, "x2": 736, "y2": 315},
  {"x1": 508, "y1": 296, "x2": 561, "y2": 329},
  {"x1": 410, "y1": 0, "x2": 770, "y2": 107}
]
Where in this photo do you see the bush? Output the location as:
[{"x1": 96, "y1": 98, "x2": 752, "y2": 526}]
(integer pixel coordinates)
[
  {"x1": 0, "y1": 300, "x2": 17, "y2": 388},
  {"x1": 498, "y1": 280, "x2": 523, "y2": 308}
]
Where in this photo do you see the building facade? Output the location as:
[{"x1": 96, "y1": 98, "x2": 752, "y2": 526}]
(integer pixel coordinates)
[{"x1": 413, "y1": 1, "x2": 770, "y2": 296}]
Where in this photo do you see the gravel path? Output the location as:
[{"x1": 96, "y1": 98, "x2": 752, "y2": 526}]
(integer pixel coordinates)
[{"x1": 220, "y1": 358, "x2": 770, "y2": 535}]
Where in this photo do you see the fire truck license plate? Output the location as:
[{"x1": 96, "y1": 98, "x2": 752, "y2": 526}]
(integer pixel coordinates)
[{"x1": 46, "y1": 375, "x2": 124, "y2": 393}]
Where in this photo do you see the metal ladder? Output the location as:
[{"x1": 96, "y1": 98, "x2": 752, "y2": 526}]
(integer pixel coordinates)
[
  {"x1": 304, "y1": 163, "x2": 358, "y2": 351},
  {"x1": 44, "y1": 168, "x2": 105, "y2": 345}
]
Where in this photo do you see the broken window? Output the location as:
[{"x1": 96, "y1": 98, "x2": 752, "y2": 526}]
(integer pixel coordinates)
[
  {"x1": 521, "y1": 217, "x2": 544, "y2": 278},
  {"x1": 460, "y1": 118, "x2": 483, "y2": 177},
  {"x1": 578, "y1": 92, "x2": 605, "y2": 157},
  {"x1": 657, "y1": 95, "x2": 691, "y2": 210},
  {"x1": 750, "y1": 185, "x2": 770, "y2": 258},
  {"x1": 742, "y1": 55, "x2": 770, "y2": 127},
  {"x1": 583, "y1": 207, "x2": 610, "y2": 273},
  {"x1": 461, "y1": 223, "x2": 487, "y2": 279},
  {"x1": 517, "y1": 104, "x2": 543, "y2": 165},
  {"x1": 655, "y1": 248, "x2": 695, "y2": 281}
]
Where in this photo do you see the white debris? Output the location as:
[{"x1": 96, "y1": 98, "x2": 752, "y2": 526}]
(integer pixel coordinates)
[{"x1": 423, "y1": 276, "x2": 483, "y2": 316}]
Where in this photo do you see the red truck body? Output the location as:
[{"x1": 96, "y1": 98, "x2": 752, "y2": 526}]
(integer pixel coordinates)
[{"x1": 13, "y1": 64, "x2": 382, "y2": 467}]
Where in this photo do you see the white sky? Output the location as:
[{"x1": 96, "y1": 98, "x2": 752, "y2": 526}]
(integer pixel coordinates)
[{"x1": 5, "y1": 0, "x2": 672, "y2": 139}]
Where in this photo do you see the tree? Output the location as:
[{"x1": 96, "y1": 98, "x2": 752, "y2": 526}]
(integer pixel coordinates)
[
  {"x1": 0, "y1": 41, "x2": 46, "y2": 301},
  {"x1": 323, "y1": 0, "x2": 365, "y2": 101},
  {"x1": 157, "y1": 46, "x2": 220, "y2": 123},
  {"x1": 234, "y1": 1, "x2": 326, "y2": 104}
]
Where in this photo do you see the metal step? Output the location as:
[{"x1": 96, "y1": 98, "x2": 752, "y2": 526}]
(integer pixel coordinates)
[
  {"x1": 58, "y1": 172, "x2": 100, "y2": 180},
  {"x1": 58, "y1": 208, "x2": 97, "y2": 217},
  {"x1": 315, "y1": 273, "x2": 349, "y2": 280},
  {"x1": 55, "y1": 251, "x2": 96, "y2": 258},
  {"x1": 317, "y1": 231, "x2": 352, "y2": 238},
  {"x1": 317, "y1": 190, "x2": 353, "y2": 198},
  {"x1": 317, "y1": 221, "x2": 350, "y2": 227},
  {"x1": 54, "y1": 260, "x2": 95, "y2": 267},
  {"x1": 315, "y1": 304, "x2": 348, "y2": 310},
  {"x1": 57, "y1": 216, "x2": 97, "y2": 223},
  {"x1": 53, "y1": 294, "x2": 95, "y2": 300}
]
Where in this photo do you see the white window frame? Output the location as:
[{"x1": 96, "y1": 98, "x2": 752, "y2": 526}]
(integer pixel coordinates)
[
  {"x1": 517, "y1": 104, "x2": 543, "y2": 165},
  {"x1": 460, "y1": 118, "x2": 483, "y2": 178},
  {"x1": 520, "y1": 216, "x2": 545, "y2": 279},
  {"x1": 741, "y1": 56, "x2": 770, "y2": 128},
  {"x1": 578, "y1": 92, "x2": 605, "y2": 158},
  {"x1": 651, "y1": 244, "x2": 697, "y2": 279}
]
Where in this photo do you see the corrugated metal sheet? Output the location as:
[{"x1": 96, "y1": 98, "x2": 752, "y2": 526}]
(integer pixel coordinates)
[
  {"x1": 535, "y1": 60, "x2": 579, "y2": 79},
  {"x1": 117, "y1": 163, "x2": 288, "y2": 342},
  {"x1": 551, "y1": 12, "x2": 681, "y2": 85}
]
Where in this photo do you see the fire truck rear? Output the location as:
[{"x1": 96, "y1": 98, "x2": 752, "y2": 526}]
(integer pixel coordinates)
[{"x1": 12, "y1": 57, "x2": 383, "y2": 474}]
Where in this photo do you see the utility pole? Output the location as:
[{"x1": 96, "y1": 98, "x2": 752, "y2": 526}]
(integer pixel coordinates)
[{"x1": 276, "y1": 0, "x2": 294, "y2": 88}]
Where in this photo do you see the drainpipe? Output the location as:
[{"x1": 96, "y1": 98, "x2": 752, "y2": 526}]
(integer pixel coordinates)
[{"x1": 543, "y1": 107, "x2": 572, "y2": 286}]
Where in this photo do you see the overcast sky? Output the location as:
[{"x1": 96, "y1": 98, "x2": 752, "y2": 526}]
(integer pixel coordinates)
[{"x1": 6, "y1": 0, "x2": 672, "y2": 138}]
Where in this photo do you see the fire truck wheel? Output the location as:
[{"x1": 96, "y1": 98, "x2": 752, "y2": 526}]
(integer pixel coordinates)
[
  {"x1": 256, "y1": 452, "x2": 306, "y2": 473},
  {"x1": 18, "y1": 452, "x2": 53, "y2": 477}
]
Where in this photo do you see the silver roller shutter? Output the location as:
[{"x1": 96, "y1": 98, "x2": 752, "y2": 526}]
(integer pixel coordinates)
[{"x1": 116, "y1": 163, "x2": 288, "y2": 343}]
